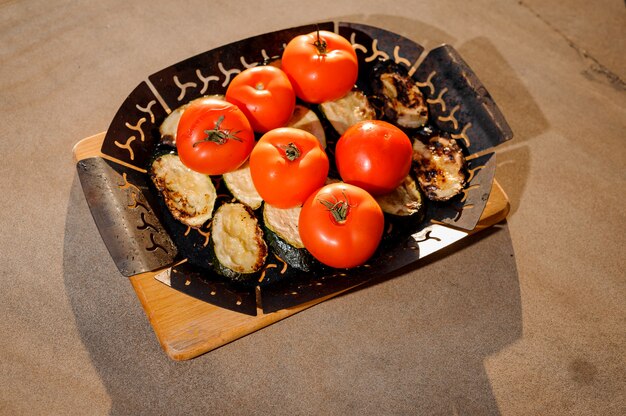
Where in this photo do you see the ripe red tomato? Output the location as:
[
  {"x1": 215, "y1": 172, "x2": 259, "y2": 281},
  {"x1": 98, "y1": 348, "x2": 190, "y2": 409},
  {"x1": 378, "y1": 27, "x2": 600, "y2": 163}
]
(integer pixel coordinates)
[
  {"x1": 176, "y1": 97, "x2": 255, "y2": 175},
  {"x1": 335, "y1": 120, "x2": 413, "y2": 196},
  {"x1": 249, "y1": 127, "x2": 329, "y2": 208},
  {"x1": 299, "y1": 183, "x2": 384, "y2": 268},
  {"x1": 281, "y1": 30, "x2": 358, "y2": 104},
  {"x1": 225, "y1": 66, "x2": 296, "y2": 133}
]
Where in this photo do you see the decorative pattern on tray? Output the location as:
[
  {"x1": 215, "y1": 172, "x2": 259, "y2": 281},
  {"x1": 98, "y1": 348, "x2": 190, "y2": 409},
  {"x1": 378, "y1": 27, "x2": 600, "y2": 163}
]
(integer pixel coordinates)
[{"x1": 77, "y1": 21, "x2": 513, "y2": 315}]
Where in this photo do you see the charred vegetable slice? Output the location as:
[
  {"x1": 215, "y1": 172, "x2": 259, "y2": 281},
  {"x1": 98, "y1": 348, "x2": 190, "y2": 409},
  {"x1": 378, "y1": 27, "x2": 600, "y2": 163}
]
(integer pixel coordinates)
[
  {"x1": 159, "y1": 104, "x2": 187, "y2": 147},
  {"x1": 319, "y1": 89, "x2": 376, "y2": 135},
  {"x1": 263, "y1": 204, "x2": 303, "y2": 248},
  {"x1": 263, "y1": 203, "x2": 316, "y2": 271},
  {"x1": 372, "y1": 61, "x2": 428, "y2": 129},
  {"x1": 375, "y1": 174, "x2": 425, "y2": 218},
  {"x1": 150, "y1": 153, "x2": 217, "y2": 227},
  {"x1": 412, "y1": 136, "x2": 467, "y2": 201},
  {"x1": 210, "y1": 203, "x2": 268, "y2": 282},
  {"x1": 222, "y1": 161, "x2": 263, "y2": 210},
  {"x1": 287, "y1": 104, "x2": 327, "y2": 148}
]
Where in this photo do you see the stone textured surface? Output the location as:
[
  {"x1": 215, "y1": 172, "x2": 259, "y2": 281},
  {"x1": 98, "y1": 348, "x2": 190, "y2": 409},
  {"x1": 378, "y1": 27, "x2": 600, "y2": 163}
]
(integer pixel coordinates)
[{"x1": 1, "y1": 0, "x2": 624, "y2": 415}]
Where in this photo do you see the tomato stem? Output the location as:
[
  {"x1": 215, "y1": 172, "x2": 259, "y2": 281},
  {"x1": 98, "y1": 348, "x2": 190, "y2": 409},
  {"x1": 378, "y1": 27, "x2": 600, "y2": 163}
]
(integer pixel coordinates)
[
  {"x1": 313, "y1": 27, "x2": 327, "y2": 55},
  {"x1": 318, "y1": 191, "x2": 351, "y2": 224},
  {"x1": 279, "y1": 142, "x2": 301, "y2": 161},
  {"x1": 194, "y1": 115, "x2": 242, "y2": 147}
]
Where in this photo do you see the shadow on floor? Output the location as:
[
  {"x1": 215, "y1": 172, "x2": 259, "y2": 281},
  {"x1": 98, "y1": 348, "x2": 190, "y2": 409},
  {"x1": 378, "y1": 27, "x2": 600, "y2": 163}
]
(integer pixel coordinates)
[{"x1": 64, "y1": 174, "x2": 521, "y2": 415}]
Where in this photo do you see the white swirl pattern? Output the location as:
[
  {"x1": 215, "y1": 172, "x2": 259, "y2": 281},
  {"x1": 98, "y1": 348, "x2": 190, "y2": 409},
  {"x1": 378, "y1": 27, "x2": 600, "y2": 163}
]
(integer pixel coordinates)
[
  {"x1": 218, "y1": 62, "x2": 241, "y2": 87},
  {"x1": 136, "y1": 100, "x2": 156, "y2": 123},
  {"x1": 173, "y1": 75, "x2": 197, "y2": 101},
  {"x1": 196, "y1": 69, "x2": 219, "y2": 94}
]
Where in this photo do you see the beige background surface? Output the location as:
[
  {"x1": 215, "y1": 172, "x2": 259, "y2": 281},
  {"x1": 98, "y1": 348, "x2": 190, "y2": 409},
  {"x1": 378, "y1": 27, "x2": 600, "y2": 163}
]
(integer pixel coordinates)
[{"x1": 1, "y1": 0, "x2": 624, "y2": 415}]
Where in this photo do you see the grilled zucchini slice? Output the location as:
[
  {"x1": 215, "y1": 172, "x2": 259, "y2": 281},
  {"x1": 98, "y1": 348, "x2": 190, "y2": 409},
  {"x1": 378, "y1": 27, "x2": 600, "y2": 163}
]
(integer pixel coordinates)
[
  {"x1": 319, "y1": 89, "x2": 376, "y2": 135},
  {"x1": 222, "y1": 161, "x2": 263, "y2": 210},
  {"x1": 150, "y1": 153, "x2": 217, "y2": 228},
  {"x1": 287, "y1": 105, "x2": 327, "y2": 148},
  {"x1": 262, "y1": 203, "x2": 317, "y2": 272},
  {"x1": 375, "y1": 174, "x2": 425, "y2": 219},
  {"x1": 210, "y1": 203, "x2": 268, "y2": 282},
  {"x1": 159, "y1": 104, "x2": 187, "y2": 147}
]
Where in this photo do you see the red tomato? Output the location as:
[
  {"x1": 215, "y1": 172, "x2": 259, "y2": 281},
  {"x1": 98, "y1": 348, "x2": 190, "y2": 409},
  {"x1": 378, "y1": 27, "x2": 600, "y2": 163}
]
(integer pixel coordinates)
[
  {"x1": 335, "y1": 120, "x2": 413, "y2": 196},
  {"x1": 176, "y1": 97, "x2": 255, "y2": 175},
  {"x1": 281, "y1": 30, "x2": 358, "y2": 104},
  {"x1": 225, "y1": 66, "x2": 295, "y2": 133},
  {"x1": 299, "y1": 183, "x2": 384, "y2": 268},
  {"x1": 249, "y1": 127, "x2": 329, "y2": 208}
]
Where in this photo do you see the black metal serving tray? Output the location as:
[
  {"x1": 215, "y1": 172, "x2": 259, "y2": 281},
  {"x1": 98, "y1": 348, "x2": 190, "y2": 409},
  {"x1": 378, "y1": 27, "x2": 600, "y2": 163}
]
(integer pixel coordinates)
[{"x1": 77, "y1": 21, "x2": 512, "y2": 316}]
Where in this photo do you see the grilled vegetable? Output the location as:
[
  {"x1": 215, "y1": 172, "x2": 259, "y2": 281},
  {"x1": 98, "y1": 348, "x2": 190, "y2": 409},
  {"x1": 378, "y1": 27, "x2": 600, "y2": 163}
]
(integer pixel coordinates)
[
  {"x1": 287, "y1": 104, "x2": 327, "y2": 148},
  {"x1": 375, "y1": 174, "x2": 425, "y2": 219},
  {"x1": 263, "y1": 203, "x2": 317, "y2": 271},
  {"x1": 210, "y1": 203, "x2": 268, "y2": 282},
  {"x1": 159, "y1": 104, "x2": 187, "y2": 147},
  {"x1": 372, "y1": 61, "x2": 428, "y2": 129},
  {"x1": 222, "y1": 161, "x2": 263, "y2": 210},
  {"x1": 150, "y1": 152, "x2": 217, "y2": 228},
  {"x1": 412, "y1": 136, "x2": 467, "y2": 201},
  {"x1": 319, "y1": 89, "x2": 376, "y2": 136}
]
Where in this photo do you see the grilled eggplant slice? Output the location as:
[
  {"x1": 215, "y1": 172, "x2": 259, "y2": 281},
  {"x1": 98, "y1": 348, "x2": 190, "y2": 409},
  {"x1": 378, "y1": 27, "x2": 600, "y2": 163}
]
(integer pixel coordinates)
[
  {"x1": 150, "y1": 153, "x2": 217, "y2": 228},
  {"x1": 372, "y1": 61, "x2": 428, "y2": 129},
  {"x1": 412, "y1": 136, "x2": 467, "y2": 201},
  {"x1": 210, "y1": 202, "x2": 268, "y2": 282},
  {"x1": 375, "y1": 174, "x2": 426, "y2": 219},
  {"x1": 263, "y1": 203, "x2": 317, "y2": 271},
  {"x1": 222, "y1": 161, "x2": 263, "y2": 210},
  {"x1": 287, "y1": 104, "x2": 327, "y2": 148},
  {"x1": 319, "y1": 89, "x2": 376, "y2": 135}
]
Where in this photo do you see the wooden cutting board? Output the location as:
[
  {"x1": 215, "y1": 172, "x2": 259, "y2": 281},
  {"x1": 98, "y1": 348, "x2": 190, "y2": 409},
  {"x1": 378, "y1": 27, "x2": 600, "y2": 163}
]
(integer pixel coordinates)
[{"x1": 73, "y1": 132, "x2": 510, "y2": 360}]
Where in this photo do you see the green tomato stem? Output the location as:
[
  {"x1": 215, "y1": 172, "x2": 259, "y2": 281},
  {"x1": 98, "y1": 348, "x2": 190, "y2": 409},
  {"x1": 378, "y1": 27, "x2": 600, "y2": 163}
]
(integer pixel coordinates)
[
  {"x1": 313, "y1": 27, "x2": 327, "y2": 55},
  {"x1": 279, "y1": 142, "x2": 302, "y2": 161},
  {"x1": 318, "y1": 191, "x2": 351, "y2": 224},
  {"x1": 194, "y1": 115, "x2": 242, "y2": 147}
]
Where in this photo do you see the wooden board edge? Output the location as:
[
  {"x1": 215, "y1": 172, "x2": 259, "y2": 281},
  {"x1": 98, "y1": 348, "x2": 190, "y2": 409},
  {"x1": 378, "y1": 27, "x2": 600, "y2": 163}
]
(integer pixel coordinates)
[
  {"x1": 72, "y1": 132, "x2": 106, "y2": 163},
  {"x1": 471, "y1": 180, "x2": 510, "y2": 233},
  {"x1": 130, "y1": 271, "x2": 358, "y2": 360},
  {"x1": 72, "y1": 132, "x2": 146, "y2": 173}
]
